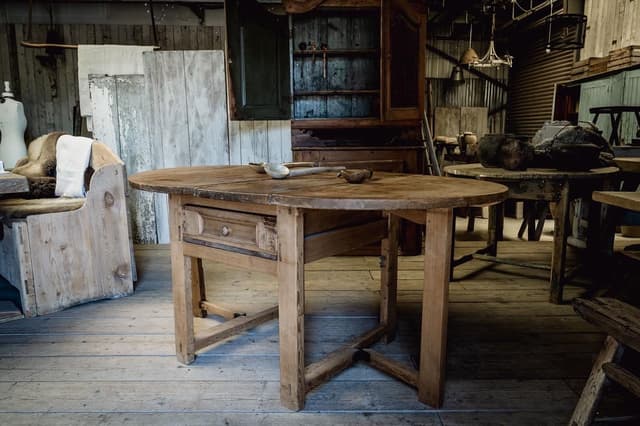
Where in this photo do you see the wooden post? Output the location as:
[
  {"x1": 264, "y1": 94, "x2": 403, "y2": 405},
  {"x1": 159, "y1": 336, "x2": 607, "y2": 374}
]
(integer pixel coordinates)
[
  {"x1": 569, "y1": 336, "x2": 622, "y2": 426},
  {"x1": 168, "y1": 194, "x2": 196, "y2": 364},
  {"x1": 550, "y1": 182, "x2": 570, "y2": 304},
  {"x1": 380, "y1": 213, "x2": 399, "y2": 343},
  {"x1": 419, "y1": 207, "x2": 453, "y2": 407},
  {"x1": 277, "y1": 206, "x2": 306, "y2": 411}
]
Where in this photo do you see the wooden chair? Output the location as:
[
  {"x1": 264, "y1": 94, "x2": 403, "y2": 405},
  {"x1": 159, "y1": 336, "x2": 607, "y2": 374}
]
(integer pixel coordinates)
[
  {"x1": 0, "y1": 142, "x2": 134, "y2": 317},
  {"x1": 569, "y1": 297, "x2": 640, "y2": 425}
]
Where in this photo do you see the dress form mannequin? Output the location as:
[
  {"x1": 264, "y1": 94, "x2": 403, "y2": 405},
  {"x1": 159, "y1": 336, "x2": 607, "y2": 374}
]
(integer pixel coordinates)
[{"x1": 0, "y1": 81, "x2": 28, "y2": 169}]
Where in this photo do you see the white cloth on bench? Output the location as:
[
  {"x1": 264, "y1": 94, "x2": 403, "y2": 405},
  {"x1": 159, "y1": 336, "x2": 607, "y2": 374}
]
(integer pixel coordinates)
[{"x1": 55, "y1": 135, "x2": 94, "y2": 198}]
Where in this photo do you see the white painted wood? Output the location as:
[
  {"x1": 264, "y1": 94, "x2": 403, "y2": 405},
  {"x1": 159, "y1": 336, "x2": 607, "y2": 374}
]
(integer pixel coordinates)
[
  {"x1": 114, "y1": 76, "x2": 157, "y2": 244},
  {"x1": 228, "y1": 120, "x2": 242, "y2": 164},
  {"x1": 581, "y1": 0, "x2": 640, "y2": 60},
  {"x1": 183, "y1": 51, "x2": 230, "y2": 166},
  {"x1": 89, "y1": 76, "x2": 121, "y2": 156},
  {"x1": 90, "y1": 75, "x2": 157, "y2": 244}
]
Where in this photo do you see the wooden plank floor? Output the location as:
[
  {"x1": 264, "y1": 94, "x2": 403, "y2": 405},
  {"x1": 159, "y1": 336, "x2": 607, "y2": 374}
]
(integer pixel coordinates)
[{"x1": 1, "y1": 219, "x2": 639, "y2": 425}]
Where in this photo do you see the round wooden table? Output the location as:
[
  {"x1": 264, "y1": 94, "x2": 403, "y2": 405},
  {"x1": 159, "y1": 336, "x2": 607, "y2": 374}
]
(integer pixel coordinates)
[
  {"x1": 444, "y1": 163, "x2": 620, "y2": 304},
  {"x1": 129, "y1": 165, "x2": 508, "y2": 410}
]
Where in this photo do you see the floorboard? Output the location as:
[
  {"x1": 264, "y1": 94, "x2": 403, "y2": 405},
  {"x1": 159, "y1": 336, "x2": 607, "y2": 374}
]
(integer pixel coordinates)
[{"x1": 1, "y1": 218, "x2": 639, "y2": 424}]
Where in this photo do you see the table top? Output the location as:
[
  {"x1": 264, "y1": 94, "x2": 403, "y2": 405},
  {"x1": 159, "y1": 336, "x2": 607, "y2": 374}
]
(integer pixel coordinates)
[
  {"x1": 443, "y1": 163, "x2": 619, "y2": 181},
  {"x1": 0, "y1": 172, "x2": 28, "y2": 195},
  {"x1": 129, "y1": 166, "x2": 509, "y2": 210},
  {"x1": 614, "y1": 157, "x2": 640, "y2": 174},
  {"x1": 590, "y1": 106, "x2": 640, "y2": 114},
  {"x1": 593, "y1": 191, "x2": 640, "y2": 212}
]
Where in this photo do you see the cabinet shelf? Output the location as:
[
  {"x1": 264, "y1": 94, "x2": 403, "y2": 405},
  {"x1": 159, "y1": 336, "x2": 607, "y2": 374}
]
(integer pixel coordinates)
[
  {"x1": 293, "y1": 89, "x2": 379, "y2": 97},
  {"x1": 293, "y1": 49, "x2": 378, "y2": 56}
]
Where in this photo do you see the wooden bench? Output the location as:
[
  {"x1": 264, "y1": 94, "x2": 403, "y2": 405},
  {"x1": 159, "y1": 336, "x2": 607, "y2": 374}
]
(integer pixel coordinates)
[
  {"x1": 0, "y1": 142, "x2": 134, "y2": 317},
  {"x1": 569, "y1": 297, "x2": 640, "y2": 425}
]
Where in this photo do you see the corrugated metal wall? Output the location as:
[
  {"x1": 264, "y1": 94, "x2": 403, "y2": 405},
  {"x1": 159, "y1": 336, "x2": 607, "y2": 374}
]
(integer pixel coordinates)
[
  {"x1": 506, "y1": 26, "x2": 576, "y2": 137},
  {"x1": 426, "y1": 39, "x2": 509, "y2": 134}
]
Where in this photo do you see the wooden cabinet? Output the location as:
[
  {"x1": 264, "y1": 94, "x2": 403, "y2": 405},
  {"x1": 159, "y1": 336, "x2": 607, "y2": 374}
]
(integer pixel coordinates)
[{"x1": 225, "y1": 0, "x2": 427, "y2": 253}]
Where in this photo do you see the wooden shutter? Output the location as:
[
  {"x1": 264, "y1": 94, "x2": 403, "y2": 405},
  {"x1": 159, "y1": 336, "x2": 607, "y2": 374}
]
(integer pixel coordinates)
[{"x1": 226, "y1": 0, "x2": 291, "y2": 120}]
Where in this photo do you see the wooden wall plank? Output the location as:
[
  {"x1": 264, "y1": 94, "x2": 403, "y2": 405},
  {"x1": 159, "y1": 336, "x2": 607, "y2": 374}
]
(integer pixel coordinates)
[
  {"x1": 89, "y1": 76, "x2": 121, "y2": 155},
  {"x1": 114, "y1": 75, "x2": 157, "y2": 244},
  {"x1": 183, "y1": 50, "x2": 230, "y2": 166}
]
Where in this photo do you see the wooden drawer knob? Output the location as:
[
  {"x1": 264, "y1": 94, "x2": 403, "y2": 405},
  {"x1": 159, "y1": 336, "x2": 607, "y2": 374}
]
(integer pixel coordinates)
[{"x1": 221, "y1": 225, "x2": 231, "y2": 236}]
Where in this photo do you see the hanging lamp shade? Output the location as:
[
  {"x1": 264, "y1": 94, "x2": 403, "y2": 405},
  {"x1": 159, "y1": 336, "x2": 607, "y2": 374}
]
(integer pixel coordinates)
[
  {"x1": 450, "y1": 65, "x2": 465, "y2": 84},
  {"x1": 460, "y1": 47, "x2": 479, "y2": 65}
]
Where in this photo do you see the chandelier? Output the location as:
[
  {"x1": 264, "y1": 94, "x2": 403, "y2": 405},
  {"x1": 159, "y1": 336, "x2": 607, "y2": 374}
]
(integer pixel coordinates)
[{"x1": 470, "y1": 9, "x2": 513, "y2": 68}]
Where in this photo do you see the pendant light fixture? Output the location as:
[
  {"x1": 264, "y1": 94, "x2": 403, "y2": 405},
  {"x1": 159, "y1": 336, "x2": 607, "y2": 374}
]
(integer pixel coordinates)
[
  {"x1": 460, "y1": 13, "x2": 479, "y2": 66},
  {"x1": 470, "y1": 6, "x2": 513, "y2": 68}
]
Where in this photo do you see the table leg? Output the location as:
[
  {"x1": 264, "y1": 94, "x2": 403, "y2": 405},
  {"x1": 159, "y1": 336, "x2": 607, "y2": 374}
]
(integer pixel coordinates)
[
  {"x1": 277, "y1": 206, "x2": 306, "y2": 411},
  {"x1": 488, "y1": 203, "x2": 504, "y2": 256},
  {"x1": 419, "y1": 208, "x2": 453, "y2": 408},
  {"x1": 191, "y1": 257, "x2": 207, "y2": 318},
  {"x1": 381, "y1": 213, "x2": 400, "y2": 343},
  {"x1": 550, "y1": 183, "x2": 571, "y2": 304},
  {"x1": 169, "y1": 194, "x2": 196, "y2": 364}
]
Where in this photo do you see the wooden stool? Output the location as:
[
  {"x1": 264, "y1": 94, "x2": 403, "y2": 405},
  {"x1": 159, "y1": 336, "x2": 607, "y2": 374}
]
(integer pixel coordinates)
[{"x1": 569, "y1": 298, "x2": 640, "y2": 425}]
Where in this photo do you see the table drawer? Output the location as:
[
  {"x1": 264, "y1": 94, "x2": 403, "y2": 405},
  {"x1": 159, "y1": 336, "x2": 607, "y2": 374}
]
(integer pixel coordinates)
[{"x1": 182, "y1": 205, "x2": 277, "y2": 256}]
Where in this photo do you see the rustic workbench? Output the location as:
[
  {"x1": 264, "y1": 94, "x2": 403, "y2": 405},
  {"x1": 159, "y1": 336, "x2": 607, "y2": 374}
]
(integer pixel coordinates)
[
  {"x1": 443, "y1": 163, "x2": 620, "y2": 304},
  {"x1": 129, "y1": 165, "x2": 507, "y2": 410}
]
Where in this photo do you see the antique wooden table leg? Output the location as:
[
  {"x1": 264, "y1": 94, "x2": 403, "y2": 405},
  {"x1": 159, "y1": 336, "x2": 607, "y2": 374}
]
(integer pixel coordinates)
[
  {"x1": 550, "y1": 182, "x2": 571, "y2": 304},
  {"x1": 487, "y1": 202, "x2": 504, "y2": 256},
  {"x1": 277, "y1": 206, "x2": 306, "y2": 411},
  {"x1": 381, "y1": 213, "x2": 400, "y2": 343},
  {"x1": 168, "y1": 194, "x2": 196, "y2": 364},
  {"x1": 419, "y1": 207, "x2": 453, "y2": 407}
]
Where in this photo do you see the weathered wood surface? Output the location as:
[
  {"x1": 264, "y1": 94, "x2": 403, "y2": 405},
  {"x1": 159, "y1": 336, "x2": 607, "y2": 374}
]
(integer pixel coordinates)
[
  {"x1": 573, "y1": 297, "x2": 640, "y2": 353},
  {"x1": 129, "y1": 167, "x2": 508, "y2": 210},
  {"x1": 614, "y1": 157, "x2": 640, "y2": 174},
  {"x1": 2, "y1": 238, "x2": 640, "y2": 424},
  {"x1": 0, "y1": 172, "x2": 28, "y2": 195},
  {"x1": 90, "y1": 75, "x2": 157, "y2": 244},
  {"x1": 2, "y1": 23, "x2": 225, "y2": 141},
  {"x1": 444, "y1": 163, "x2": 620, "y2": 181},
  {"x1": 0, "y1": 198, "x2": 84, "y2": 218},
  {"x1": 593, "y1": 191, "x2": 640, "y2": 212}
]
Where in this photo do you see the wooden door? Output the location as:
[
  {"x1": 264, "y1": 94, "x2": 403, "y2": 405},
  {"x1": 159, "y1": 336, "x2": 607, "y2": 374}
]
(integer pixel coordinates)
[{"x1": 381, "y1": 0, "x2": 425, "y2": 122}]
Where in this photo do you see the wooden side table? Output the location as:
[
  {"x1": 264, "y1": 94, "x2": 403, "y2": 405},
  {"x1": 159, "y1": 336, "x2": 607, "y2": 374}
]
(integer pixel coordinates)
[
  {"x1": 444, "y1": 164, "x2": 620, "y2": 304},
  {"x1": 130, "y1": 166, "x2": 507, "y2": 410}
]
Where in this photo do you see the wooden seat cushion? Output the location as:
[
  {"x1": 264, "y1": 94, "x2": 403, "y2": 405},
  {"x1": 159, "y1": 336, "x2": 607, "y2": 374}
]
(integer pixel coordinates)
[
  {"x1": 0, "y1": 197, "x2": 85, "y2": 219},
  {"x1": 573, "y1": 297, "x2": 640, "y2": 353}
]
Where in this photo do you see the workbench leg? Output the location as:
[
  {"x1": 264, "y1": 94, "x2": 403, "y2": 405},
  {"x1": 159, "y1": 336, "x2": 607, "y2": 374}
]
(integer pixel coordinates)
[
  {"x1": 550, "y1": 184, "x2": 571, "y2": 304},
  {"x1": 419, "y1": 208, "x2": 453, "y2": 408},
  {"x1": 381, "y1": 213, "x2": 400, "y2": 343},
  {"x1": 569, "y1": 336, "x2": 622, "y2": 426},
  {"x1": 277, "y1": 206, "x2": 306, "y2": 411},
  {"x1": 169, "y1": 194, "x2": 196, "y2": 364}
]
